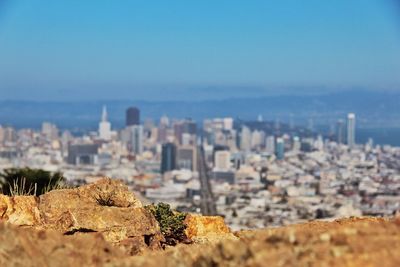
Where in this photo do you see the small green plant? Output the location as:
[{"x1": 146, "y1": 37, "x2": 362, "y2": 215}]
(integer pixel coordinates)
[
  {"x1": 145, "y1": 203, "x2": 188, "y2": 246},
  {"x1": 0, "y1": 167, "x2": 67, "y2": 196},
  {"x1": 8, "y1": 177, "x2": 37, "y2": 196}
]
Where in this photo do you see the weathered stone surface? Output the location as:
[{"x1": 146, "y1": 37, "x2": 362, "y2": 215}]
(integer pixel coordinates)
[
  {"x1": 76, "y1": 178, "x2": 143, "y2": 208},
  {"x1": 1, "y1": 178, "x2": 163, "y2": 255},
  {"x1": 0, "y1": 195, "x2": 40, "y2": 226},
  {"x1": 184, "y1": 213, "x2": 237, "y2": 243},
  {"x1": 107, "y1": 217, "x2": 400, "y2": 267},
  {"x1": 0, "y1": 222, "x2": 124, "y2": 267},
  {"x1": 37, "y1": 178, "x2": 163, "y2": 252}
]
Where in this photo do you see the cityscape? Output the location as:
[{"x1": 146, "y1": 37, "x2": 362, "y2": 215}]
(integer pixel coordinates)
[
  {"x1": 1, "y1": 1, "x2": 400, "y2": 265},
  {"x1": 1, "y1": 106, "x2": 399, "y2": 230}
]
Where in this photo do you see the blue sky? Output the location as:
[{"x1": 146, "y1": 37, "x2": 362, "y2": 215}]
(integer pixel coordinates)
[{"x1": 0, "y1": 0, "x2": 399, "y2": 101}]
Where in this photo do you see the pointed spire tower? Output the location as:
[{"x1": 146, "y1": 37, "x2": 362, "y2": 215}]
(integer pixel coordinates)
[
  {"x1": 99, "y1": 105, "x2": 111, "y2": 140},
  {"x1": 101, "y1": 105, "x2": 108, "y2": 122}
]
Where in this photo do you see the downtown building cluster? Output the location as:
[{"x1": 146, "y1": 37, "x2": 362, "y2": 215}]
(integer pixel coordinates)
[{"x1": 0, "y1": 109, "x2": 399, "y2": 229}]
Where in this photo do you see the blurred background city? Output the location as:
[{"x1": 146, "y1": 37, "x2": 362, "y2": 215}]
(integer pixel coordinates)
[{"x1": 0, "y1": 1, "x2": 400, "y2": 229}]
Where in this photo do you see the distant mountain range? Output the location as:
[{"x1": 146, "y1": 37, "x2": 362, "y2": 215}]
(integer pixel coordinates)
[{"x1": 1, "y1": 90, "x2": 400, "y2": 129}]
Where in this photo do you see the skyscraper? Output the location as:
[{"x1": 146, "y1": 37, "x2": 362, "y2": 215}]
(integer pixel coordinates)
[
  {"x1": 347, "y1": 113, "x2": 356, "y2": 148},
  {"x1": 266, "y1": 136, "x2": 275, "y2": 154},
  {"x1": 128, "y1": 125, "x2": 143, "y2": 155},
  {"x1": 126, "y1": 107, "x2": 140, "y2": 126},
  {"x1": 240, "y1": 126, "x2": 251, "y2": 151},
  {"x1": 99, "y1": 106, "x2": 111, "y2": 140},
  {"x1": 336, "y1": 119, "x2": 345, "y2": 144},
  {"x1": 214, "y1": 150, "x2": 231, "y2": 171},
  {"x1": 176, "y1": 145, "x2": 197, "y2": 171},
  {"x1": 276, "y1": 137, "x2": 285, "y2": 160},
  {"x1": 161, "y1": 143, "x2": 177, "y2": 174}
]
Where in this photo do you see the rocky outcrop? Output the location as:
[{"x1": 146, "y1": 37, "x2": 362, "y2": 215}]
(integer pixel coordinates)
[
  {"x1": 0, "y1": 222, "x2": 124, "y2": 267},
  {"x1": 107, "y1": 217, "x2": 400, "y2": 267},
  {"x1": 0, "y1": 178, "x2": 163, "y2": 255},
  {"x1": 2, "y1": 179, "x2": 399, "y2": 266},
  {"x1": 184, "y1": 214, "x2": 237, "y2": 243},
  {"x1": 0, "y1": 195, "x2": 40, "y2": 226}
]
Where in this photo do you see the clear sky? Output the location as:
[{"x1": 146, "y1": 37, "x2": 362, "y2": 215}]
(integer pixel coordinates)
[{"x1": 0, "y1": 0, "x2": 400, "y2": 101}]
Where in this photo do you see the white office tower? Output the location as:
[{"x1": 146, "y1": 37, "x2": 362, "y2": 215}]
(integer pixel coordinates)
[
  {"x1": 99, "y1": 106, "x2": 111, "y2": 140},
  {"x1": 42, "y1": 122, "x2": 59, "y2": 140},
  {"x1": 251, "y1": 130, "x2": 265, "y2": 149},
  {"x1": 160, "y1": 115, "x2": 170, "y2": 127},
  {"x1": 240, "y1": 126, "x2": 252, "y2": 151},
  {"x1": 182, "y1": 133, "x2": 193, "y2": 146},
  {"x1": 223, "y1": 117, "x2": 233, "y2": 130},
  {"x1": 314, "y1": 135, "x2": 324, "y2": 151},
  {"x1": 347, "y1": 113, "x2": 356, "y2": 148},
  {"x1": 214, "y1": 150, "x2": 231, "y2": 171},
  {"x1": 266, "y1": 136, "x2": 275, "y2": 154},
  {"x1": 130, "y1": 125, "x2": 143, "y2": 155}
]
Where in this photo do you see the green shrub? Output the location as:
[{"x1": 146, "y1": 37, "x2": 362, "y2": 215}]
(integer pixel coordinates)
[
  {"x1": 145, "y1": 203, "x2": 189, "y2": 246},
  {"x1": 0, "y1": 167, "x2": 67, "y2": 196}
]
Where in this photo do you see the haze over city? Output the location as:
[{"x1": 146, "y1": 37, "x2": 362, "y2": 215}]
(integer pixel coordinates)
[
  {"x1": 1, "y1": 0, "x2": 400, "y2": 101},
  {"x1": 1, "y1": 1, "x2": 400, "y2": 266}
]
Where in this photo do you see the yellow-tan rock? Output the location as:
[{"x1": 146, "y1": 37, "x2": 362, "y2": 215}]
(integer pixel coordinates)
[
  {"x1": 184, "y1": 213, "x2": 237, "y2": 243},
  {"x1": 0, "y1": 195, "x2": 40, "y2": 226},
  {"x1": 0, "y1": 222, "x2": 124, "y2": 267},
  {"x1": 1, "y1": 178, "x2": 163, "y2": 255}
]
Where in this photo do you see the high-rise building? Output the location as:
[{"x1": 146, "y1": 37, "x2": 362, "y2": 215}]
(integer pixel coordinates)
[
  {"x1": 129, "y1": 125, "x2": 143, "y2": 155},
  {"x1": 214, "y1": 150, "x2": 231, "y2": 171},
  {"x1": 67, "y1": 144, "x2": 99, "y2": 165},
  {"x1": 99, "y1": 106, "x2": 111, "y2": 140},
  {"x1": 292, "y1": 136, "x2": 301, "y2": 151},
  {"x1": 336, "y1": 119, "x2": 345, "y2": 144},
  {"x1": 126, "y1": 107, "x2": 140, "y2": 126},
  {"x1": 42, "y1": 122, "x2": 59, "y2": 141},
  {"x1": 251, "y1": 130, "x2": 265, "y2": 149},
  {"x1": 240, "y1": 126, "x2": 252, "y2": 151},
  {"x1": 173, "y1": 119, "x2": 197, "y2": 144},
  {"x1": 2, "y1": 127, "x2": 16, "y2": 143},
  {"x1": 223, "y1": 117, "x2": 233, "y2": 130},
  {"x1": 161, "y1": 143, "x2": 177, "y2": 174},
  {"x1": 276, "y1": 137, "x2": 285, "y2": 160},
  {"x1": 0, "y1": 125, "x2": 4, "y2": 144},
  {"x1": 266, "y1": 136, "x2": 275, "y2": 154},
  {"x1": 176, "y1": 145, "x2": 197, "y2": 171},
  {"x1": 347, "y1": 113, "x2": 356, "y2": 148}
]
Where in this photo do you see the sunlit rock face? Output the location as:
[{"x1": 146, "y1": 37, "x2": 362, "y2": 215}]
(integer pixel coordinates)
[
  {"x1": 1, "y1": 178, "x2": 163, "y2": 255},
  {"x1": 1, "y1": 179, "x2": 400, "y2": 266},
  {"x1": 0, "y1": 195, "x2": 40, "y2": 226},
  {"x1": 184, "y1": 214, "x2": 237, "y2": 243}
]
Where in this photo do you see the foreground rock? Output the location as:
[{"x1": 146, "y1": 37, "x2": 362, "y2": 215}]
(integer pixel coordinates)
[
  {"x1": 0, "y1": 222, "x2": 124, "y2": 267},
  {"x1": 108, "y1": 217, "x2": 400, "y2": 267},
  {"x1": 0, "y1": 194, "x2": 40, "y2": 226},
  {"x1": 184, "y1": 214, "x2": 237, "y2": 243},
  {"x1": 0, "y1": 178, "x2": 163, "y2": 254}
]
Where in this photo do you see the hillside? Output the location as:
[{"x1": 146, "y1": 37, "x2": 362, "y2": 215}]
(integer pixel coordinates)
[{"x1": 0, "y1": 178, "x2": 399, "y2": 266}]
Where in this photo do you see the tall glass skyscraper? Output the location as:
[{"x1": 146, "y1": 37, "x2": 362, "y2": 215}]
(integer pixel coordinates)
[
  {"x1": 347, "y1": 113, "x2": 356, "y2": 148},
  {"x1": 126, "y1": 107, "x2": 140, "y2": 126},
  {"x1": 276, "y1": 137, "x2": 285, "y2": 160},
  {"x1": 161, "y1": 143, "x2": 177, "y2": 174}
]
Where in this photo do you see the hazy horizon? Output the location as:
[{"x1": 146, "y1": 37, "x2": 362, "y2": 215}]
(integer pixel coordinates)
[{"x1": 1, "y1": 0, "x2": 400, "y2": 101}]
